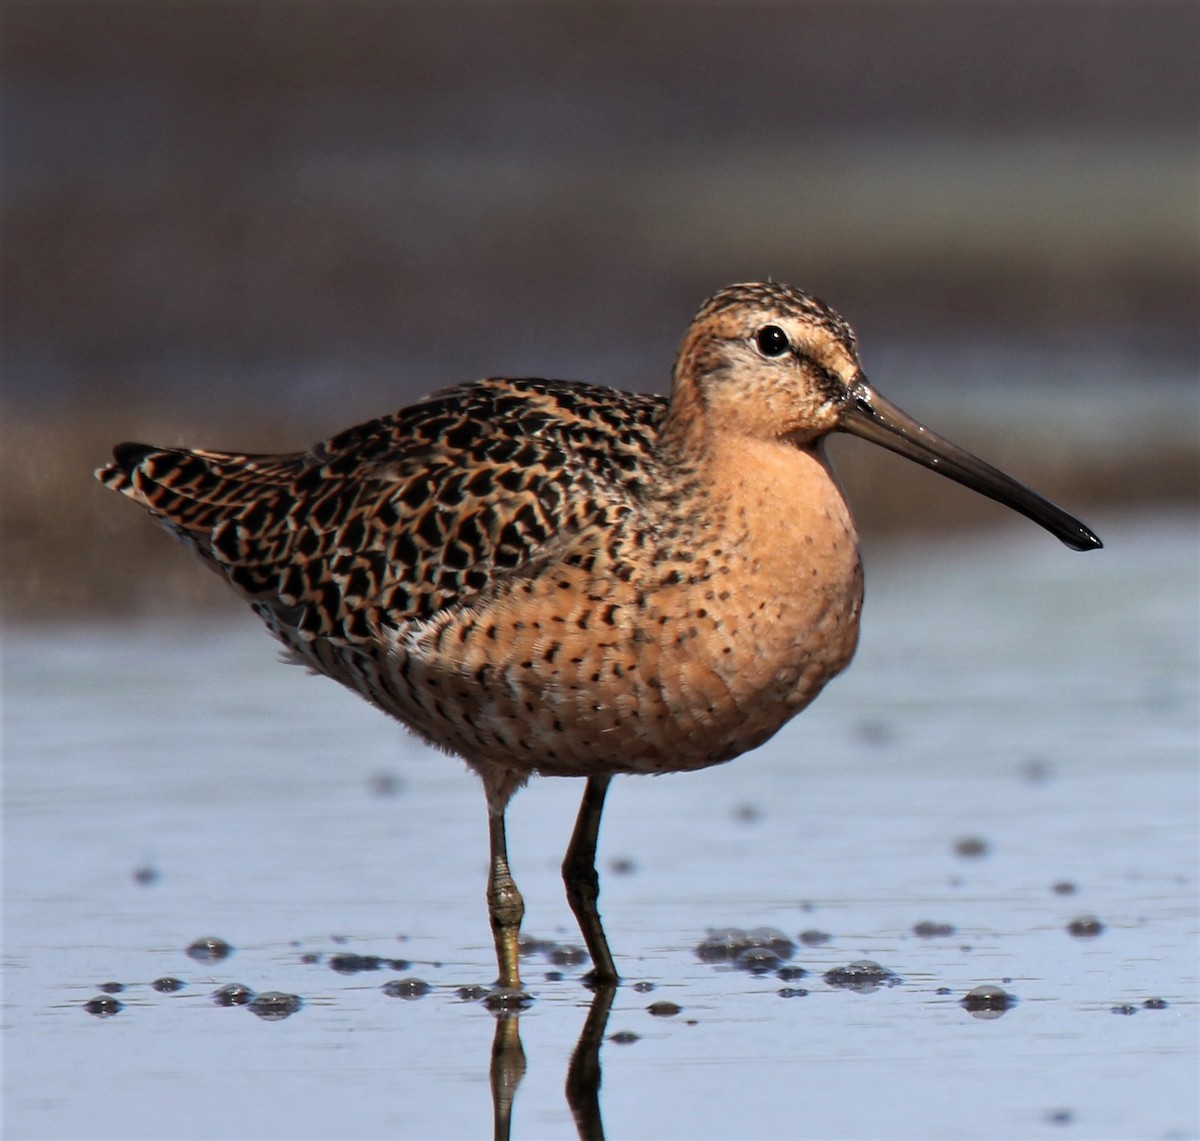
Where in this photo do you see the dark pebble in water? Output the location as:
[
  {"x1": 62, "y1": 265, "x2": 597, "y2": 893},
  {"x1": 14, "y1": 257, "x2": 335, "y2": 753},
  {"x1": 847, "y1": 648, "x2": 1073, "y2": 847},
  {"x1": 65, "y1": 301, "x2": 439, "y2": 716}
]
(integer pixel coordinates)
[
  {"x1": 212, "y1": 983, "x2": 255, "y2": 1006},
  {"x1": 1143, "y1": 997, "x2": 1168, "y2": 1010},
  {"x1": 824, "y1": 960, "x2": 899, "y2": 991},
  {"x1": 853, "y1": 718, "x2": 895, "y2": 746},
  {"x1": 299, "y1": 952, "x2": 321, "y2": 965},
  {"x1": 647, "y1": 1001, "x2": 682, "y2": 1017},
  {"x1": 1110, "y1": 1004, "x2": 1137, "y2": 1016},
  {"x1": 548, "y1": 944, "x2": 588, "y2": 967},
  {"x1": 609, "y1": 1030, "x2": 639, "y2": 1044},
  {"x1": 382, "y1": 978, "x2": 431, "y2": 1000},
  {"x1": 1066, "y1": 916, "x2": 1105, "y2": 938},
  {"x1": 132, "y1": 865, "x2": 160, "y2": 886},
  {"x1": 187, "y1": 936, "x2": 233, "y2": 961},
  {"x1": 389, "y1": 959, "x2": 412, "y2": 972},
  {"x1": 609, "y1": 856, "x2": 637, "y2": 875},
  {"x1": 368, "y1": 771, "x2": 404, "y2": 797},
  {"x1": 329, "y1": 953, "x2": 386, "y2": 973},
  {"x1": 954, "y1": 837, "x2": 989, "y2": 859},
  {"x1": 248, "y1": 992, "x2": 302, "y2": 1020},
  {"x1": 935, "y1": 987, "x2": 953, "y2": 996},
  {"x1": 517, "y1": 935, "x2": 556, "y2": 957},
  {"x1": 731, "y1": 803, "x2": 762, "y2": 823},
  {"x1": 912, "y1": 921, "x2": 956, "y2": 938},
  {"x1": 1046, "y1": 1109, "x2": 1074, "y2": 1126},
  {"x1": 778, "y1": 987, "x2": 809, "y2": 998},
  {"x1": 632, "y1": 981, "x2": 655, "y2": 993},
  {"x1": 960, "y1": 984, "x2": 1015, "y2": 1017},
  {"x1": 798, "y1": 929, "x2": 831, "y2": 947},
  {"x1": 747, "y1": 928, "x2": 794, "y2": 958},
  {"x1": 544, "y1": 970, "x2": 564, "y2": 982},
  {"x1": 696, "y1": 926, "x2": 794, "y2": 966},
  {"x1": 849, "y1": 719, "x2": 897, "y2": 743},
  {"x1": 734, "y1": 946, "x2": 784, "y2": 974},
  {"x1": 456, "y1": 985, "x2": 491, "y2": 1001},
  {"x1": 152, "y1": 977, "x2": 186, "y2": 993},
  {"x1": 776, "y1": 965, "x2": 807, "y2": 981},
  {"x1": 695, "y1": 927, "x2": 748, "y2": 962},
  {"x1": 96, "y1": 981, "x2": 125, "y2": 994},
  {"x1": 1052, "y1": 881, "x2": 1077, "y2": 895},
  {"x1": 483, "y1": 988, "x2": 534, "y2": 1013},
  {"x1": 331, "y1": 934, "x2": 349, "y2": 945},
  {"x1": 84, "y1": 995, "x2": 122, "y2": 1017},
  {"x1": 1019, "y1": 758, "x2": 1055, "y2": 783}
]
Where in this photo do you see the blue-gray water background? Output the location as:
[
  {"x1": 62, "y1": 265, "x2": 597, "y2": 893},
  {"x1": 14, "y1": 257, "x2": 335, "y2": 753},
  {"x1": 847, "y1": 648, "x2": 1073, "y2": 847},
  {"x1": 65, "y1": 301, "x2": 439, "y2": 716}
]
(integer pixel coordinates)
[
  {"x1": 3, "y1": 6, "x2": 1198, "y2": 1139},
  {"x1": 2, "y1": 4, "x2": 1197, "y2": 618},
  {"x1": 5, "y1": 513, "x2": 1198, "y2": 1139}
]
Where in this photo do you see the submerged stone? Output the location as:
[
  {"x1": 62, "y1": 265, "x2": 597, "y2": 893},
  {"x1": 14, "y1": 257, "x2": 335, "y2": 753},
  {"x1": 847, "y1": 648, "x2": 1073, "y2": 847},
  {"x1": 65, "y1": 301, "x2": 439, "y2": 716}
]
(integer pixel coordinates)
[
  {"x1": 483, "y1": 987, "x2": 534, "y2": 1013},
  {"x1": 912, "y1": 921, "x2": 955, "y2": 938},
  {"x1": 798, "y1": 929, "x2": 832, "y2": 947},
  {"x1": 824, "y1": 960, "x2": 899, "y2": 992},
  {"x1": 212, "y1": 982, "x2": 255, "y2": 1006},
  {"x1": 84, "y1": 995, "x2": 122, "y2": 1018},
  {"x1": 248, "y1": 992, "x2": 302, "y2": 1020},
  {"x1": 187, "y1": 936, "x2": 233, "y2": 961},
  {"x1": 382, "y1": 977, "x2": 431, "y2": 1000},
  {"x1": 960, "y1": 984, "x2": 1016, "y2": 1018}
]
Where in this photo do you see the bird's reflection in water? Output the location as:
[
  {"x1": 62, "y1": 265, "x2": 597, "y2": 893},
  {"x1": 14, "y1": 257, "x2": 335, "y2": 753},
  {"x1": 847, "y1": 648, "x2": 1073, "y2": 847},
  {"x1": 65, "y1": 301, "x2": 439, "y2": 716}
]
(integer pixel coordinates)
[
  {"x1": 490, "y1": 983, "x2": 616, "y2": 1141},
  {"x1": 489, "y1": 1011, "x2": 526, "y2": 1141}
]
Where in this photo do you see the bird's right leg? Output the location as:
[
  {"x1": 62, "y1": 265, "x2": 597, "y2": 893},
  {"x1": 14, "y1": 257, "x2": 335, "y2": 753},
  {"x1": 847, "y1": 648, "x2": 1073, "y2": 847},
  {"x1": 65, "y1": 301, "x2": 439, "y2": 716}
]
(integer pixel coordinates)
[
  {"x1": 486, "y1": 790, "x2": 525, "y2": 992},
  {"x1": 562, "y1": 775, "x2": 619, "y2": 985}
]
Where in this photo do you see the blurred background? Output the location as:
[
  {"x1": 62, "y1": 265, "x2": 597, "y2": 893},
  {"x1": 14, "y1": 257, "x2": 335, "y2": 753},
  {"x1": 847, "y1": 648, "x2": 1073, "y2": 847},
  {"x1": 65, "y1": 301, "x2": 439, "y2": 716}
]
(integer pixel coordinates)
[{"x1": 3, "y1": 2, "x2": 1197, "y2": 619}]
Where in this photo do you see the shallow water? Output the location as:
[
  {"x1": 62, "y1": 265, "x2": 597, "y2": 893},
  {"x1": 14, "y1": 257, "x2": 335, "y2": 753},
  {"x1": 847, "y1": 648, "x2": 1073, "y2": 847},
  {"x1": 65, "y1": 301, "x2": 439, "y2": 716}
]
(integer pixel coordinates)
[{"x1": 4, "y1": 512, "x2": 1198, "y2": 1140}]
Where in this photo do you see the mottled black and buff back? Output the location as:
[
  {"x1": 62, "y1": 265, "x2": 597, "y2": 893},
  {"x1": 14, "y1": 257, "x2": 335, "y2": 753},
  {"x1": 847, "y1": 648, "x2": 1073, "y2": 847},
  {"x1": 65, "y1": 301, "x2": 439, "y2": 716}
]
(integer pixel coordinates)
[{"x1": 97, "y1": 378, "x2": 667, "y2": 643}]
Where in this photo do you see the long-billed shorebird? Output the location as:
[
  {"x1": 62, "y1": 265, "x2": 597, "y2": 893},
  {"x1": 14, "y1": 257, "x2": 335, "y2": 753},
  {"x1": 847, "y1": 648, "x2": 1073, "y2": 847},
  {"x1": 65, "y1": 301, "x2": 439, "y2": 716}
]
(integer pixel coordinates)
[{"x1": 97, "y1": 282, "x2": 1100, "y2": 993}]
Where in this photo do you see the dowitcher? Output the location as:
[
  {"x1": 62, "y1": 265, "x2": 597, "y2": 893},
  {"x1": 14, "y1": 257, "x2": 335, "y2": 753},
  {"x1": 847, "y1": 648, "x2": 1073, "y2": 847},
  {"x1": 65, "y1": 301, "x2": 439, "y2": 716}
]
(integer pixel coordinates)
[{"x1": 96, "y1": 281, "x2": 1100, "y2": 992}]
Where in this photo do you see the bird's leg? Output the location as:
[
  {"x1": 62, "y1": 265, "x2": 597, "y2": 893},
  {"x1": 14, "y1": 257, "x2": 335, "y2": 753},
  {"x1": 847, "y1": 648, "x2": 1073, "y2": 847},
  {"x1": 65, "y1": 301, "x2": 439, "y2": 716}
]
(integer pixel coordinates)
[
  {"x1": 487, "y1": 803, "x2": 525, "y2": 991},
  {"x1": 562, "y1": 775, "x2": 619, "y2": 985}
]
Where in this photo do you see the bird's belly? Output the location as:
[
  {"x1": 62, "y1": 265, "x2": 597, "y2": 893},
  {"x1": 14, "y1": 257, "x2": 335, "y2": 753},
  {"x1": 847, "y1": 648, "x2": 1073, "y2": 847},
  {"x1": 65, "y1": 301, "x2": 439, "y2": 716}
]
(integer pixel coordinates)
[
  {"x1": 368, "y1": 540, "x2": 863, "y2": 779},
  {"x1": 273, "y1": 436, "x2": 865, "y2": 780}
]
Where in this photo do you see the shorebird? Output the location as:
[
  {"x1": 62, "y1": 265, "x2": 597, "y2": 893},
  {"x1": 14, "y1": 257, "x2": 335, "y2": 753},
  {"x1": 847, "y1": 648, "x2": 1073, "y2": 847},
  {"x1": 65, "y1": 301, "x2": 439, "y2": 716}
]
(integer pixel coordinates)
[{"x1": 96, "y1": 282, "x2": 1100, "y2": 993}]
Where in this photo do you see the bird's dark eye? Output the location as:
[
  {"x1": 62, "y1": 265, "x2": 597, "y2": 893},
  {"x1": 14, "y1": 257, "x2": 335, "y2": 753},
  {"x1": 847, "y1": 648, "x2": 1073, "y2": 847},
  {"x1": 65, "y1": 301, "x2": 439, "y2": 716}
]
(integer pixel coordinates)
[{"x1": 754, "y1": 324, "x2": 790, "y2": 358}]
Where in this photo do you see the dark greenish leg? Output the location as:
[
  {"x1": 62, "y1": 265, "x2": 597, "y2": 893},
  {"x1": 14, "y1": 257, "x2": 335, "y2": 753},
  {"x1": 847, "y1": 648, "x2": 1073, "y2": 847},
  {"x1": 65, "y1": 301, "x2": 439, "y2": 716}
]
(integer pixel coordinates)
[
  {"x1": 562, "y1": 775, "x2": 619, "y2": 985},
  {"x1": 487, "y1": 806, "x2": 525, "y2": 991}
]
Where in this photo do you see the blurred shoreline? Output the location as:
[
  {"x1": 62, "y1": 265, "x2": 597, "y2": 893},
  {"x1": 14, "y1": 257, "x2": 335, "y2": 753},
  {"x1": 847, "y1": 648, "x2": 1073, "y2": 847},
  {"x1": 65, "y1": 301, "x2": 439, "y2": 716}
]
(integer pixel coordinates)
[{"x1": 3, "y1": 3, "x2": 1196, "y2": 621}]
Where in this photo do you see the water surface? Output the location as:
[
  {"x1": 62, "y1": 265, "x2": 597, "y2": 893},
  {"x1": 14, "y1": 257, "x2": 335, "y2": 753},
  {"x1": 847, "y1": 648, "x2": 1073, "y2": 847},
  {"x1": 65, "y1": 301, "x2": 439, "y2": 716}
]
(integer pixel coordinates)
[{"x1": 4, "y1": 513, "x2": 1197, "y2": 1139}]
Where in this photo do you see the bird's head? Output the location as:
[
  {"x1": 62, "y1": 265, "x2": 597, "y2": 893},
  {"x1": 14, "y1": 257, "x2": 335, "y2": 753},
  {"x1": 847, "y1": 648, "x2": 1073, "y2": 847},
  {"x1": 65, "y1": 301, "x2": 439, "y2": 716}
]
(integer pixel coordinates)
[{"x1": 666, "y1": 282, "x2": 1101, "y2": 551}]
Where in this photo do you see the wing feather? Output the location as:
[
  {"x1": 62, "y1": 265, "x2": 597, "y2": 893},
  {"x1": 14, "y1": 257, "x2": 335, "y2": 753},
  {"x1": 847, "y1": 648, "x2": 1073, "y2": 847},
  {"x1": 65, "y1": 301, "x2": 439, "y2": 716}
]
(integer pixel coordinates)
[{"x1": 96, "y1": 378, "x2": 666, "y2": 644}]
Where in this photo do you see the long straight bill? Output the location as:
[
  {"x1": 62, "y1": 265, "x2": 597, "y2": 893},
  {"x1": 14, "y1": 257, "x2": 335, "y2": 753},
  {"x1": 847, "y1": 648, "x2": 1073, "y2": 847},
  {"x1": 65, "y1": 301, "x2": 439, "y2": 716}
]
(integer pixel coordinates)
[{"x1": 840, "y1": 380, "x2": 1102, "y2": 551}]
